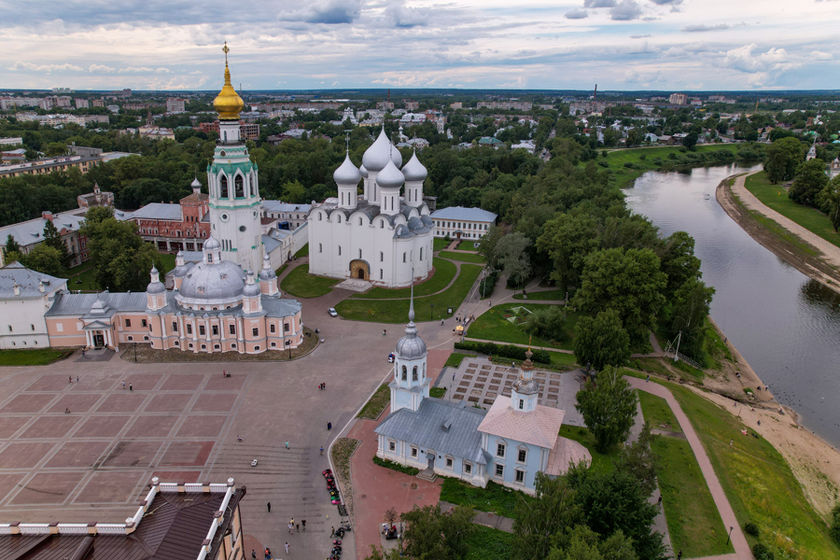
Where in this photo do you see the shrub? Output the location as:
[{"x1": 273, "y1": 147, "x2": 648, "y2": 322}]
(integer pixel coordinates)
[
  {"x1": 455, "y1": 340, "x2": 550, "y2": 364},
  {"x1": 478, "y1": 269, "x2": 498, "y2": 299},
  {"x1": 831, "y1": 504, "x2": 840, "y2": 545},
  {"x1": 523, "y1": 306, "x2": 568, "y2": 342},
  {"x1": 751, "y1": 543, "x2": 775, "y2": 560},
  {"x1": 373, "y1": 456, "x2": 420, "y2": 476},
  {"x1": 744, "y1": 522, "x2": 759, "y2": 538}
]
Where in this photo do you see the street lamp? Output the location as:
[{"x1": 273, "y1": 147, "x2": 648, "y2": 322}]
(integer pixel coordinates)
[{"x1": 726, "y1": 525, "x2": 733, "y2": 546}]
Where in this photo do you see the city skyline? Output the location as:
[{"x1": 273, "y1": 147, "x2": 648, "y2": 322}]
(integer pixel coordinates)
[{"x1": 1, "y1": 0, "x2": 839, "y2": 91}]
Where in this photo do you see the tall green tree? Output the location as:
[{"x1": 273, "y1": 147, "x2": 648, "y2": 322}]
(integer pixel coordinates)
[
  {"x1": 818, "y1": 175, "x2": 840, "y2": 232},
  {"x1": 547, "y1": 525, "x2": 638, "y2": 560},
  {"x1": 789, "y1": 158, "x2": 828, "y2": 208},
  {"x1": 80, "y1": 212, "x2": 158, "y2": 292},
  {"x1": 19, "y1": 244, "x2": 64, "y2": 277},
  {"x1": 764, "y1": 137, "x2": 805, "y2": 183},
  {"x1": 573, "y1": 309, "x2": 630, "y2": 371},
  {"x1": 659, "y1": 231, "x2": 701, "y2": 299},
  {"x1": 665, "y1": 277, "x2": 715, "y2": 360},
  {"x1": 573, "y1": 248, "x2": 667, "y2": 343},
  {"x1": 42, "y1": 219, "x2": 71, "y2": 267},
  {"x1": 617, "y1": 424, "x2": 658, "y2": 497},
  {"x1": 494, "y1": 232, "x2": 532, "y2": 288},
  {"x1": 537, "y1": 213, "x2": 600, "y2": 293},
  {"x1": 513, "y1": 474, "x2": 581, "y2": 560},
  {"x1": 3, "y1": 234, "x2": 21, "y2": 258},
  {"x1": 400, "y1": 504, "x2": 475, "y2": 560},
  {"x1": 575, "y1": 367, "x2": 638, "y2": 452}
]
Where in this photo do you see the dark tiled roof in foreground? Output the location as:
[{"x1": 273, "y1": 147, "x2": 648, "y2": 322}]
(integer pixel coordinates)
[{"x1": 0, "y1": 483, "x2": 245, "y2": 560}]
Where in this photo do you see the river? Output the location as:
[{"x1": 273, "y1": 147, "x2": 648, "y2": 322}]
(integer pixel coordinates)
[{"x1": 625, "y1": 164, "x2": 840, "y2": 448}]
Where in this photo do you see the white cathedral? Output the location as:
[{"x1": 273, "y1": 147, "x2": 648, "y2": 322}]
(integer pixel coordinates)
[{"x1": 307, "y1": 129, "x2": 434, "y2": 288}]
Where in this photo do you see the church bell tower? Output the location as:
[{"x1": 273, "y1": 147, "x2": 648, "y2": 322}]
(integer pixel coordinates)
[
  {"x1": 207, "y1": 43, "x2": 262, "y2": 273},
  {"x1": 389, "y1": 278, "x2": 429, "y2": 413}
]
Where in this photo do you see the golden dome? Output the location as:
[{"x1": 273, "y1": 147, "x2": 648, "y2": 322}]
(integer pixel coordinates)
[{"x1": 213, "y1": 43, "x2": 244, "y2": 120}]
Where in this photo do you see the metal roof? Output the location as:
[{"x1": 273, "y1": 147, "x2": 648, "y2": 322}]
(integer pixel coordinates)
[
  {"x1": 431, "y1": 206, "x2": 497, "y2": 222},
  {"x1": 127, "y1": 203, "x2": 183, "y2": 221},
  {"x1": 0, "y1": 262, "x2": 66, "y2": 298},
  {"x1": 375, "y1": 396, "x2": 488, "y2": 464},
  {"x1": 262, "y1": 200, "x2": 312, "y2": 214},
  {"x1": 0, "y1": 210, "x2": 87, "y2": 249},
  {"x1": 46, "y1": 291, "x2": 147, "y2": 317}
]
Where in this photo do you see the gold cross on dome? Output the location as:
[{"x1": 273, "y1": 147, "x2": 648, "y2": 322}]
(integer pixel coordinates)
[{"x1": 222, "y1": 42, "x2": 229, "y2": 64}]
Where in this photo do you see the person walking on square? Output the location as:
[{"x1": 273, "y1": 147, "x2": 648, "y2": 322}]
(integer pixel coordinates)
[
  {"x1": 266, "y1": 501, "x2": 271, "y2": 513},
  {"x1": 295, "y1": 523, "x2": 299, "y2": 533},
  {"x1": 302, "y1": 519, "x2": 306, "y2": 531},
  {"x1": 327, "y1": 421, "x2": 332, "y2": 431},
  {"x1": 284, "y1": 542, "x2": 290, "y2": 555},
  {"x1": 285, "y1": 441, "x2": 290, "y2": 449},
  {"x1": 251, "y1": 549, "x2": 256, "y2": 559}
]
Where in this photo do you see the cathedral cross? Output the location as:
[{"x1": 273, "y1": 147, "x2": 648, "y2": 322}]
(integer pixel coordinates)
[{"x1": 223, "y1": 42, "x2": 229, "y2": 65}]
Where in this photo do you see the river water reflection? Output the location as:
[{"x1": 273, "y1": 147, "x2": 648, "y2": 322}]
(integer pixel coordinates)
[{"x1": 625, "y1": 164, "x2": 840, "y2": 448}]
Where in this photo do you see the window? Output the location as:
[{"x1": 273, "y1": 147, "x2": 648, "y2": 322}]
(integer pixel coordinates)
[
  {"x1": 338, "y1": 246, "x2": 342, "y2": 256},
  {"x1": 199, "y1": 325, "x2": 206, "y2": 336},
  {"x1": 125, "y1": 318, "x2": 131, "y2": 327},
  {"x1": 284, "y1": 322, "x2": 290, "y2": 332},
  {"x1": 518, "y1": 448, "x2": 527, "y2": 463},
  {"x1": 220, "y1": 175, "x2": 228, "y2": 198},
  {"x1": 212, "y1": 325, "x2": 219, "y2": 336},
  {"x1": 518, "y1": 399, "x2": 524, "y2": 410},
  {"x1": 172, "y1": 321, "x2": 178, "y2": 332},
  {"x1": 186, "y1": 324, "x2": 193, "y2": 335},
  {"x1": 127, "y1": 336, "x2": 133, "y2": 341},
  {"x1": 318, "y1": 213, "x2": 322, "y2": 221},
  {"x1": 515, "y1": 469, "x2": 525, "y2": 483},
  {"x1": 337, "y1": 215, "x2": 341, "y2": 223},
  {"x1": 389, "y1": 440, "x2": 396, "y2": 451},
  {"x1": 495, "y1": 464, "x2": 504, "y2": 477},
  {"x1": 464, "y1": 462, "x2": 472, "y2": 474},
  {"x1": 379, "y1": 251, "x2": 383, "y2": 262},
  {"x1": 446, "y1": 456, "x2": 453, "y2": 468},
  {"x1": 379, "y1": 269, "x2": 383, "y2": 280},
  {"x1": 359, "y1": 218, "x2": 363, "y2": 225},
  {"x1": 319, "y1": 243, "x2": 323, "y2": 253},
  {"x1": 496, "y1": 443, "x2": 505, "y2": 457},
  {"x1": 401, "y1": 365, "x2": 407, "y2": 381},
  {"x1": 56, "y1": 323, "x2": 63, "y2": 332},
  {"x1": 235, "y1": 174, "x2": 244, "y2": 197},
  {"x1": 229, "y1": 324, "x2": 236, "y2": 335},
  {"x1": 252, "y1": 327, "x2": 259, "y2": 336},
  {"x1": 412, "y1": 366, "x2": 418, "y2": 381},
  {"x1": 359, "y1": 248, "x2": 362, "y2": 259},
  {"x1": 141, "y1": 319, "x2": 147, "y2": 328},
  {"x1": 380, "y1": 221, "x2": 384, "y2": 229},
  {"x1": 402, "y1": 252, "x2": 406, "y2": 263},
  {"x1": 270, "y1": 324, "x2": 276, "y2": 333},
  {"x1": 411, "y1": 447, "x2": 418, "y2": 458},
  {"x1": 419, "y1": 247, "x2": 423, "y2": 261}
]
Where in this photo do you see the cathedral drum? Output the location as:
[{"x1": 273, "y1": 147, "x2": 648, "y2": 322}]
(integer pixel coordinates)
[{"x1": 349, "y1": 259, "x2": 370, "y2": 281}]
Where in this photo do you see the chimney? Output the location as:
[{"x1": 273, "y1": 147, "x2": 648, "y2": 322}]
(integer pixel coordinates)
[
  {"x1": 42, "y1": 211, "x2": 53, "y2": 222},
  {"x1": 13, "y1": 283, "x2": 20, "y2": 296}
]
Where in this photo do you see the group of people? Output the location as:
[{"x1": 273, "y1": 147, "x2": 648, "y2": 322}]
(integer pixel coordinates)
[{"x1": 254, "y1": 514, "x2": 304, "y2": 558}]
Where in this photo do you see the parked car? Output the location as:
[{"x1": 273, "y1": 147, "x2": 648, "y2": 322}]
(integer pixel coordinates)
[
  {"x1": 388, "y1": 353, "x2": 395, "y2": 363},
  {"x1": 328, "y1": 307, "x2": 338, "y2": 317}
]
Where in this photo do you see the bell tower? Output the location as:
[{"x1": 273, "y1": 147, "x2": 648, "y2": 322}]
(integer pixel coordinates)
[
  {"x1": 207, "y1": 43, "x2": 262, "y2": 273},
  {"x1": 389, "y1": 277, "x2": 429, "y2": 413}
]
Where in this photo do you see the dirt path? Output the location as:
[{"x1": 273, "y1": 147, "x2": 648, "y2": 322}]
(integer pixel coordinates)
[{"x1": 716, "y1": 172, "x2": 840, "y2": 293}]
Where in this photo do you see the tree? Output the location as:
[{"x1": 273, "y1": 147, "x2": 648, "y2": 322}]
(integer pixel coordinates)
[
  {"x1": 818, "y1": 175, "x2": 840, "y2": 232},
  {"x1": 364, "y1": 546, "x2": 403, "y2": 560},
  {"x1": 547, "y1": 525, "x2": 638, "y2": 560},
  {"x1": 617, "y1": 424, "x2": 658, "y2": 497},
  {"x1": 665, "y1": 277, "x2": 715, "y2": 360},
  {"x1": 764, "y1": 137, "x2": 805, "y2": 183},
  {"x1": 400, "y1": 504, "x2": 475, "y2": 560},
  {"x1": 830, "y1": 503, "x2": 840, "y2": 545},
  {"x1": 525, "y1": 306, "x2": 569, "y2": 342},
  {"x1": 575, "y1": 367, "x2": 638, "y2": 452},
  {"x1": 658, "y1": 231, "x2": 701, "y2": 299},
  {"x1": 3, "y1": 234, "x2": 21, "y2": 258},
  {"x1": 513, "y1": 473, "x2": 581, "y2": 560},
  {"x1": 494, "y1": 232, "x2": 532, "y2": 288},
  {"x1": 19, "y1": 244, "x2": 64, "y2": 277},
  {"x1": 573, "y1": 309, "x2": 630, "y2": 371},
  {"x1": 537, "y1": 213, "x2": 600, "y2": 293},
  {"x1": 573, "y1": 248, "x2": 667, "y2": 343},
  {"x1": 681, "y1": 132, "x2": 698, "y2": 151},
  {"x1": 80, "y1": 213, "x2": 158, "y2": 292},
  {"x1": 789, "y1": 158, "x2": 828, "y2": 208},
  {"x1": 42, "y1": 219, "x2": 71, "y2": 267},
  {"x1": 568, "y1": 466, "x2": 665, "y2": 560}
]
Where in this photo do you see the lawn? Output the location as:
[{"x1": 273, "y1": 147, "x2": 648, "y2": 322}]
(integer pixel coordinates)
[
  {"x1": 352, "y1": 258, "x2": 456, "y2": 299},
  {"x1": 464, "y1": 525, "x2": 514, "y2": 560},
  {"x1": 513, "y1": 289, "x2": 565, "y2": 301},
  {"x1": 0, "y1": 348, "x2": 74, "y2": 366},
  {"x1": 557, "y1": 425, "x2": 621, "y2": 475},
  {"x1": 440, "y1": 478, "x2": 532, "y2": 519},
  {"x1": 466, "y1": 303, "x2": 578, "y2": 350},
  {"x1": 745, "y1": 171, "x2": 840, "y2": 250},
  {"x1": 597, "y1": 144, "x2": 744, "y2": 188},
  {"x1": 357, "y1": 383, "x2": 391, "y2": 419},
  {"x1": 456, "y1": 240, "x2": 480, "y2": 251},
  {"x1": 445, "y1": 352, "x2": 476, "y2": 368},
  {"x1": 429, "y1": 387, "x2": 446, "y2": 398},
  {"x1": 294, "y1": 244, "x2": 309, "y2": 258},
  {"x1": 637, "y1": 391, "x2": 681, "y2": 433},
  {"x1": 279, "y1": 264, "x2": 340, "y2": 298},
  {"x1": 439, "y1": 250, "x2": 486, "y2": 264},
  {"x1": 669, "y1": 383, "x2": 839, "y2": 559},
  {"x1": 336, "y1": 263, "x2": 482, "y2": 323},
  {"x1": 434, "y1": 237, "x2": 450, "y2": 251},
  {"x1": 651, "y1": 434, "x2": 732, "y2": 557}
]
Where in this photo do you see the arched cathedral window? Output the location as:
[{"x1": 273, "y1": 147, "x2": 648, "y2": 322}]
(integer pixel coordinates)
[
  {"x1": 220, "y1": 176, "x2": 228, "y2": 199},
  {"x1": 235, "y1": 175, "x2": 244, "y2": 198},
  {"x1": 401, "y1": 365, "x2": 407, "y2": 381},
  {"x1": 412, "y1": 366, "x2": 418, "y2": 381}
]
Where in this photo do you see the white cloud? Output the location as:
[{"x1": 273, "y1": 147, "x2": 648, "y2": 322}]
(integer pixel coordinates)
[
  {"x1": 386, "y1": 1, "x2": 429, "y2": 28},
  {"x1": 682, "y1": 23, "x2": 729, "y2": 32},
  {"x1": 584, "y1": 0, "x2": 616, "y2": 7},
  {"x1": 610, "y1": 0, "x2": 642, "y2": 20},
  {"x1": 565, "y1": 8, "x2": 589, "y2": 19}
]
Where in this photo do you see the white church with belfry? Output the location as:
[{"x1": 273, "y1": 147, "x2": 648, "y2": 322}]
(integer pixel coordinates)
[{"x1": 307, "y1": 129, "x2": 435, "y2": 288}]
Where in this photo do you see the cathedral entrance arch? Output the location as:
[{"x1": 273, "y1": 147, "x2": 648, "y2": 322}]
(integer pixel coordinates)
[{"x1": 349, "y1": 259, "x2": 370, "y2": 281}]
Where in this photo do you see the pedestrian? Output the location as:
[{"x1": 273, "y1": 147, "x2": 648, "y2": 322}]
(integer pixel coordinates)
[
  {"x1": 302, "y1": 519, "x2": 306, "y2": 531},
  {"x1": 129, "y1": 384, "x2": 133, "y2": 391},
  {"x1": 223, "y1": 370, "x2": 226, "y2": 377},
  {"x1": 65, "y1": 407, "x2": 70, "y2": 414},
  {"x1": 76, "y1": 376, "x2": 79, "y2": 383},
  {"x1": 383, "y1": 329, "x2": 387, "y2": 336},
  {"x1": 646, "y1": 375, "x2": 650, "y2": 382},
  {"x1": 266, "y1": 501, "x2": 271, "y2": 512},
  {"x1": 331, "y1": 526, "x2": 335, "y2": 537},
  {"x1": 320, "y1": 446, "x2": 324, "y2": 455},
  {"x1": 69, "y1": 376, "x2": 72, "y2": 384},
  {"x1": 327, "y1": 421, "x2": 332, "y2": 431},
  {"x1": 264, "y1": 547, "x2": 271, "y2": 560},
  {"x1": 285, "y1": 441, "x2": 290, "y2": 449},
  {"x1": 284, "y1": 542, "x2": 290, "y2": 554},
  {"x1": 440, "y1": 319, "x2": 444, "y2": 326},
  {"x1": 121, "y1": 381, "x2": 126, "y2": 389},
  {"x1": 295, "y1": 523, "x2": 299, "y2": 532},
  {"x1": 81, "y1": 349, "x2": 86, "y2": 358},
  {"x1": 657, "y1": 495, "x2": 662, "y2": 506},
  {"x1": 251, "y1": 549, "x2": 256, "y2": 560},
  {"x1": 677, "y1": 551, "x2": 682, "y2": 560}
]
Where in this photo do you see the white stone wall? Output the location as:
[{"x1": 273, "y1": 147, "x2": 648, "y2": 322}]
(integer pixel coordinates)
[
  {"x1": 0, "y1": 293, "x2": 59, "y2": 349},
  {"x1": 308, "y1": 207, "x2": 433, "y2": 287}
]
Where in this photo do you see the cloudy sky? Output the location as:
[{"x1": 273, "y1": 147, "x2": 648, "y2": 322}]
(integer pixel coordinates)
[{"x1": 1, "y1": 0, "x2": 838, "y2": 91}]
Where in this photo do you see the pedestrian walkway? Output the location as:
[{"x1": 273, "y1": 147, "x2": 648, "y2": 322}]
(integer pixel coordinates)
[
  {"x1": 439, "y1": 500, "x2": 514, "y2": 532},
  {"x1": 628, "y1": 377, "x2": 751, "y2": 560}
]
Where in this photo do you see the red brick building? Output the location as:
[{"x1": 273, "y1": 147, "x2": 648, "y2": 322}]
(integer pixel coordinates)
[{"x1": 122, "y1": 179, "x2": 210, "y2": 252}]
